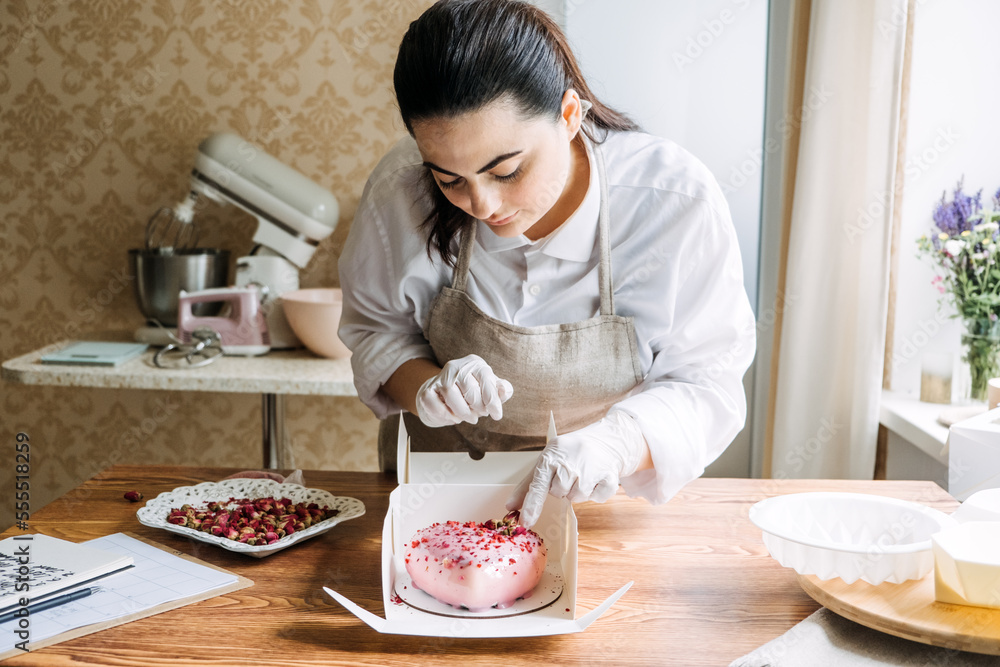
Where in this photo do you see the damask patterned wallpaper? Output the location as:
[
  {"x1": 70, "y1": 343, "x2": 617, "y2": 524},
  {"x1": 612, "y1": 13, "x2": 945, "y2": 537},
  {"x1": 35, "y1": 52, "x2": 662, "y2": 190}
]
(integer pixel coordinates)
[{"x1": 0, "y1": 0, "x2": 434, "y2": 529}]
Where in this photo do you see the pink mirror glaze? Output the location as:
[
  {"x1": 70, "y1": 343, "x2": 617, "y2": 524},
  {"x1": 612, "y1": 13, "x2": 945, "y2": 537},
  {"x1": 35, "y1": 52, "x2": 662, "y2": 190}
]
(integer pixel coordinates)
[{"x1": 404, "y1": 519, "x2": 547, "y2": 612}]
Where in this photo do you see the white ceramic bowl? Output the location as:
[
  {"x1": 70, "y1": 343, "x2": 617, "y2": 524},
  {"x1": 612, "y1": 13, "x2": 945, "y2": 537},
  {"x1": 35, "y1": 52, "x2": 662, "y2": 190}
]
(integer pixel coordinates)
[
  {"x1": 281, "y1": 288, "x2": 352, "y2": 359},
  {"x1": 749, "y1": 492, "x2": 958, "y2": 584}
]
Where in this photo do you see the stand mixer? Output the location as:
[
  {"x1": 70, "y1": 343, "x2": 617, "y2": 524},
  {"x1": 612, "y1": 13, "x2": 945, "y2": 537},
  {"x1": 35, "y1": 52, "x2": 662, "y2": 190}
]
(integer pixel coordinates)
[{"x1": 138, "y1": 132, "x2": 339, "y2": 351}]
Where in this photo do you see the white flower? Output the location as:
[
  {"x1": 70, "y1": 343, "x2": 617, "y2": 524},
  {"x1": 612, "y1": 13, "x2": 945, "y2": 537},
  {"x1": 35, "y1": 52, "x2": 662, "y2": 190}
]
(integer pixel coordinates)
[
  {"x1": 974, "y1": 221, "x2": 999, "y2": 233},
  {"x1": 945, "y1": 239, "x2": 965, "y2": 256}
]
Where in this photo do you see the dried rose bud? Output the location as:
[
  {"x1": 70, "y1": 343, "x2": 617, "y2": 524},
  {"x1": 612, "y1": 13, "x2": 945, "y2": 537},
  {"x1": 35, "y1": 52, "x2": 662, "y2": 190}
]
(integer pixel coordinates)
[
  {"x1": 124, "y1": 490, "x2": 143, "y2": 502},
  {"x1": 165, "y1": 495, "x2": 339, "y2": 546}
]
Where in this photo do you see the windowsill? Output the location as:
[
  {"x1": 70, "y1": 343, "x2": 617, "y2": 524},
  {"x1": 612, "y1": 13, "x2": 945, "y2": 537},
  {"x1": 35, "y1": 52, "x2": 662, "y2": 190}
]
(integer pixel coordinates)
[{"x1": 879, "y1": 389, "x2": 952, "y2": 466}]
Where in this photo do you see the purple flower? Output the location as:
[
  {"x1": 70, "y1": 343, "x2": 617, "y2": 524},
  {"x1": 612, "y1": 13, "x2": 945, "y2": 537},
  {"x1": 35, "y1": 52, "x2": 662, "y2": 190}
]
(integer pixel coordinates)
[{"x1": 933, "y1": 178, "x2": 984, "y2": 235}]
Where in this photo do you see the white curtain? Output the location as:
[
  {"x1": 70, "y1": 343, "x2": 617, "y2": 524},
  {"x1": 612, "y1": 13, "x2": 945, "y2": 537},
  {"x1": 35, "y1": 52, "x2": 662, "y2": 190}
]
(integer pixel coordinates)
[{"x1": 770, "y1": 0, "x2": 908, "y2": 479}]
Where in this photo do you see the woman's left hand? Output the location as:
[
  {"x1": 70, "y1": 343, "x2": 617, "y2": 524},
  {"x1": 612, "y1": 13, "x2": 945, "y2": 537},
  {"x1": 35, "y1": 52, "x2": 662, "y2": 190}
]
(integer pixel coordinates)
[
  {"x1": 414, "y1": 354, "x2": 514, "y2": 427},
  {"x1": 505, "y1": 411, "x2": 649, "y2": 528}
]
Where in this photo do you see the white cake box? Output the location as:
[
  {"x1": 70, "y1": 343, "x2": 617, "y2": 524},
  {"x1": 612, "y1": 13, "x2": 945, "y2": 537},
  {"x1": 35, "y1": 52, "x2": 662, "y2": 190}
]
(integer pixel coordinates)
[
  {"x1": 947, "y1": 407, "x2": 1000, "y2": 501},
  {"x1": 323, "y1": 418, "x2": 631, "y2": 637}
]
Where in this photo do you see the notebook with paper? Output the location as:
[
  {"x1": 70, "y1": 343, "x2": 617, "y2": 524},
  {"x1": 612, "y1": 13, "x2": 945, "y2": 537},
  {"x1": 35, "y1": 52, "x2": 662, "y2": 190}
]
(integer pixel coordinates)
[{"x1": 0, "y1": 534, "x2": 134, "y2": 613}]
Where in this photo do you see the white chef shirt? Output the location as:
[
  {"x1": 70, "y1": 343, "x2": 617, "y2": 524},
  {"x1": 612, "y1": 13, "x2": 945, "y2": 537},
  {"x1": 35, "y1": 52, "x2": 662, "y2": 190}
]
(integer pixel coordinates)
[{"x1": 339, "y1": 130, "x2": 756, "y2": 505}]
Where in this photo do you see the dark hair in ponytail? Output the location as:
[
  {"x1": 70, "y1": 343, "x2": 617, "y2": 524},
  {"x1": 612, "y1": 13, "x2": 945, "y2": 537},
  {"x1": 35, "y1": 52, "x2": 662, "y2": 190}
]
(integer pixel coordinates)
[{"x1": 394, "y1": 0, "x2": 638, "y2": 266}]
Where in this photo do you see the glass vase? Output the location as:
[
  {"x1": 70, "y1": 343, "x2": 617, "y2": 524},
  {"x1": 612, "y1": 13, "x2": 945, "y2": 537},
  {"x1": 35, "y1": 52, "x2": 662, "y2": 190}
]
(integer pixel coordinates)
[{"x1": 960, "y1": 317, "x2": 1000, "y2": 402}]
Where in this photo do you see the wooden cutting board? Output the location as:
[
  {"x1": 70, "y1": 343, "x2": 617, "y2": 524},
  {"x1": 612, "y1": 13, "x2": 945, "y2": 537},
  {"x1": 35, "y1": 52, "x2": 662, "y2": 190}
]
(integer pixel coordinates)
[{"x1": 798, "y1": 573, "x2": 1000, "y2": 655}]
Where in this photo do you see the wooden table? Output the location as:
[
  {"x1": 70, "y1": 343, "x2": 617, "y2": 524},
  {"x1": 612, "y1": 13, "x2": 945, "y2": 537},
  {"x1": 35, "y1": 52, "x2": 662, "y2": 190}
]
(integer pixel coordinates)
[
  {"x1": 0, "y1": 466, "x2": 959, "y2": 666},
  {"x1": 1, "y1": 341, "x2": 357, "y2": 469}
]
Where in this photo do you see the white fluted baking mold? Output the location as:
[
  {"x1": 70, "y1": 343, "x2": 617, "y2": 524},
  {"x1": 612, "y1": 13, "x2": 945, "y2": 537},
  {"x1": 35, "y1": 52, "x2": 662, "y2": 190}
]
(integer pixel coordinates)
[{"x1": 749, "y1": 492, "x2": 957, "y2": 585}]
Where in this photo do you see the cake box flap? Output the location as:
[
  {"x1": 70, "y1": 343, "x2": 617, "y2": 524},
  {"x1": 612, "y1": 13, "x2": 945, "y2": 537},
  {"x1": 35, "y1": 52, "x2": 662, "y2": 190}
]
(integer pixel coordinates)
[
  {"x1": 324, "y1": 582, "x2": 632, "y2": 637},
  {"x1": 396, "y1": 409, "x2": 539, "y2": 487}
]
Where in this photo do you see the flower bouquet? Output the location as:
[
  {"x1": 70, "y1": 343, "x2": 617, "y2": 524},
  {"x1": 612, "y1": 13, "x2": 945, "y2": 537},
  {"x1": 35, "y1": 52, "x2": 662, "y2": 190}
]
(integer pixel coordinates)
[{"x1": 917, "y1": 180, "x2": 1000, "y2": 401}]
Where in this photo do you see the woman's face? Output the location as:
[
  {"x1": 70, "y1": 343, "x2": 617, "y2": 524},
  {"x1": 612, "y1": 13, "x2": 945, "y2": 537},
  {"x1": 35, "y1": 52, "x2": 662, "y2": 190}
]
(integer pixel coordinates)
[{"x1": 411, "y1": 93, "x2": 587, "y2": 241}]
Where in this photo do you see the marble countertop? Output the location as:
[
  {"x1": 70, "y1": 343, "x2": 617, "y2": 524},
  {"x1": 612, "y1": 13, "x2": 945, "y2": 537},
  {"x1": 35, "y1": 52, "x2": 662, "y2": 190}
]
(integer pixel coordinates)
[{"x1": 1, "y1": 339, "x2": 357, "y2": 396}]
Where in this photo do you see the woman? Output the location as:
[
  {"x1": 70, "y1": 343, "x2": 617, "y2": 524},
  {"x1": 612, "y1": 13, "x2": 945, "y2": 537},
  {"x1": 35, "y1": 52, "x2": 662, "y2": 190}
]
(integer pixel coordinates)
[{"x1": 339, "y1": 0, "x2": 755, "y2": 528}]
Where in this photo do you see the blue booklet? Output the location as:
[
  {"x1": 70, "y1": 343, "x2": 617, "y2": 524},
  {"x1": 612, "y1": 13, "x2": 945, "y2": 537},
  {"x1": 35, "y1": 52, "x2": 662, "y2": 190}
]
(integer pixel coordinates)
[{"x1": 41, "y1": 341, "x2": 149, "y2": 366}]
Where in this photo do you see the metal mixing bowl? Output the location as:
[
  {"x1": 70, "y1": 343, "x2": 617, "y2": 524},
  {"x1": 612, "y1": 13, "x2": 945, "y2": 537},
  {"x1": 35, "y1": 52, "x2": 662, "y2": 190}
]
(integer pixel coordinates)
[{"x1": 129, "y1": 248, "x2": 231, "y2": 326}]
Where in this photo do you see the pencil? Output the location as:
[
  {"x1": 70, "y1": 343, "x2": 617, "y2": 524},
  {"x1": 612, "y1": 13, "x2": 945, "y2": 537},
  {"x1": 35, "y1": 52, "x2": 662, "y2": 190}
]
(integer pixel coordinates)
[{"x1": 0, "y1": 586, "x2": 102, "y2": 624}]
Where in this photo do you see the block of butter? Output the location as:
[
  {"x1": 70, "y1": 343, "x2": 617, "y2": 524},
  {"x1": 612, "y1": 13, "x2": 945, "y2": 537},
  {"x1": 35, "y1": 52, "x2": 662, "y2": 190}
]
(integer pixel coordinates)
[{"x1": 932, "y1": 521, "x2": 1000, "y2": 609}]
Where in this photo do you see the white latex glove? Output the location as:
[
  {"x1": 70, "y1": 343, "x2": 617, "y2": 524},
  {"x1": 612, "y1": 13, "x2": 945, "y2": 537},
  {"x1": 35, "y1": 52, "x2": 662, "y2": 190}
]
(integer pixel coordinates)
[
  {"x1": 505, "y1": 411, "x2": 647, "y2": 528},
  {"x1": 415, "y1": 354, "x2": 514, "y2": 428}
]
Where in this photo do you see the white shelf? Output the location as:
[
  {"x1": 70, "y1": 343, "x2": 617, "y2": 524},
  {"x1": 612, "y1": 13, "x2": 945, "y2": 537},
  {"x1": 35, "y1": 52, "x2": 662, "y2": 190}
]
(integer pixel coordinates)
[{"x1": 879, "y1": 390, "x2": 959, "y2": 466}]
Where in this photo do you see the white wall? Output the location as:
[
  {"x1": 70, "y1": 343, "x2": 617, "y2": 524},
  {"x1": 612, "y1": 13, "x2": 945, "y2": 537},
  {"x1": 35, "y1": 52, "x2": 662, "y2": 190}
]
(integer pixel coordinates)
[
  {"x1": 530, "y1": 0, "x2": 565, "y2": 25},
  {"x1": 564, "y1": 0, "x2": 768, "y2": 310},
  {"x1": 562, "y1": 1, "x2": 768, "y2": 477},
  {"x1": 891, "y1": 0, "x2": 1000, "y2": 397}
]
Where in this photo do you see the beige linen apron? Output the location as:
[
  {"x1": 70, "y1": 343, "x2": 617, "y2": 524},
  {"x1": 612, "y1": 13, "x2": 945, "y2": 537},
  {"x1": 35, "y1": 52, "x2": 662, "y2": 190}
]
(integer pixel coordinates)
[{"x1": 377, "y1": 145, "x2": 644, "y2": 472}]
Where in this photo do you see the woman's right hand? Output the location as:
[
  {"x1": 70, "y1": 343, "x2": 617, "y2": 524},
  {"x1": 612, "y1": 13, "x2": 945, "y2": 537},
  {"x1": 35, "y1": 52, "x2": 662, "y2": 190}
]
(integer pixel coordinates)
[{"x1": 415, "y1": 354, "x2": 514, "y2": 427}]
